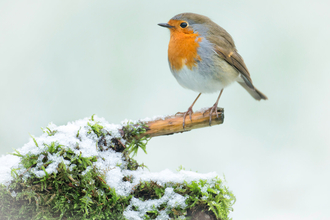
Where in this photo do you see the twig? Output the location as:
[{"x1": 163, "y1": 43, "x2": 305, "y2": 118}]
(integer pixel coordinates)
[{"x1": 136, "y1": 107, "x2": 224, "y2": 139}]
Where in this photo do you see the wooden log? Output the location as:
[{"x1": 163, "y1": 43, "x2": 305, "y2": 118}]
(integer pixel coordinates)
[{"x1": 137, "y1": 108, "x2": 224, "y2": 138}]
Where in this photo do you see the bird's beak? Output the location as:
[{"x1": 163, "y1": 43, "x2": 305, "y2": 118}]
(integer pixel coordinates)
[{"x1": 158, "y1": 23, "x2": 174, "y2": 28}]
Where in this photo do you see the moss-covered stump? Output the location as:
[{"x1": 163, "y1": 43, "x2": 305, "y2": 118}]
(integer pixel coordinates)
[{"x1": 0, "y1": 115, "x2": 235, "y2": 220}]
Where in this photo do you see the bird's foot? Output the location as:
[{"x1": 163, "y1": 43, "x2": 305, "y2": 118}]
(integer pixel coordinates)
[
  {"x1": 176, "y1": 106, "x2": 194, "y2": 129},
  {"x1": 203, "y1": 103, "x2": 219, "y2": 126}
]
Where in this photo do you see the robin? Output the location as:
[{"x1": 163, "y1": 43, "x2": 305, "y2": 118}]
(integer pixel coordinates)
[{"x1": 158, "y1": 13, "x2": 267, "y2": 128}]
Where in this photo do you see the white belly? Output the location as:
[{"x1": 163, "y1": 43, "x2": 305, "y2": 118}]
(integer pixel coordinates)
[{"x1": 171, "y1": 58, "x2": 239, "y2": 93}]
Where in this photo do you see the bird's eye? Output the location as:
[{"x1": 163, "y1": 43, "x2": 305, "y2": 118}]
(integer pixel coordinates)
[{"x1": 180, "y1": 22, "x2": 188, "y2": 28}]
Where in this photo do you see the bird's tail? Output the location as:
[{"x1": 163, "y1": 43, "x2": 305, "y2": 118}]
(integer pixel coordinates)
[{"x1": 238, "y1": 81, "x2": 268, "y2": 100}]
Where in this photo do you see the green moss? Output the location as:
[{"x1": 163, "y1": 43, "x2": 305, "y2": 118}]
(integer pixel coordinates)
[
  {"x1": 3, "y1": 141, "x2": 130, "y2": 220},
  {"x1": 179, "y1": 178, "x2": 235, "y2": 220},
  {"x1": 122, "y1": 120, "x2": 149, "y2": 157},
  {"x1": 128, "y1": 177, "x2": 235, "y2": 220},
  {"x1": 0, "y1": 117, "x2": 235, "y2": 220},
  {"x1": 132, "y1": 181, "x2": 165, "y2": 201},
  {"x1": 87, "y1": 121, "x2": 104, "y2": 138},
  {"x1": 42, "y1": 127, "x2": 58, "y2": 136}
]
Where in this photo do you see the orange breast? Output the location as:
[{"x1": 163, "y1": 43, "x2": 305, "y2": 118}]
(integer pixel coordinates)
[{"x1": 168, "y1": 29, "x2": 202, "y2": 72}]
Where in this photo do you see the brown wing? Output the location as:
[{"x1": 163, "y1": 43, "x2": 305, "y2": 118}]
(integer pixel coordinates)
[
  {"x1": 205, "y1": 23, "x2": 254, "y2": 89},
  {"x1": 214, "y1": 46, "x2": 268, "y2": 100},
  {"x1": 205, "y1": 22, "x2": 267, "y2": 100},
  {"x1": 214, "y1": 45, "x2": 254, "y2": 89}
]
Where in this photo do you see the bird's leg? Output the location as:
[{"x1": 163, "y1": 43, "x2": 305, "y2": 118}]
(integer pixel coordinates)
[
  {"x1": 203, "y1": 89, "x2": 223, "y2": 126},
  {"x1": 176, "y1": 93, "x2": 202, "y2": 129}
]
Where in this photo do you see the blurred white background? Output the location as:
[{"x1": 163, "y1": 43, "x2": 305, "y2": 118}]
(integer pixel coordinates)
[{"x1": 1, "y1": 0, "x2": 329, "y2": 219}]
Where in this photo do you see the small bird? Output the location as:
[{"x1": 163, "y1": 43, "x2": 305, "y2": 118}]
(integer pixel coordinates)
[{"x1": 158, "y1": 13, "x2": 267, "y2": 127}]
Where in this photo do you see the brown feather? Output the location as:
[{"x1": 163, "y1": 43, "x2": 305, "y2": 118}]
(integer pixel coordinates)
[
  {"x1": 205, "y1": 23, "x2": 268, "y2": 100},
  {"x1": 213, "y1": 46, "x2": 253, "y2": 87}
]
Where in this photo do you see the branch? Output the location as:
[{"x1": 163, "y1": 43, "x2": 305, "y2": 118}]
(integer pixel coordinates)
[{"x1": 137, "y1": 108, "x2": 224, "y2": 138}]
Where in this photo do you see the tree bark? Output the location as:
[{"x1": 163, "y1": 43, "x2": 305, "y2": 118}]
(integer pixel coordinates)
[{"x1": 136, "y1": 108, "x2": 224, "y2": 138}]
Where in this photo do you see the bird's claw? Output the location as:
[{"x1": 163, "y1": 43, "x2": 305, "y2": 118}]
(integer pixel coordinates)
[
  {"x1": 203, "y1": 104, "x2": 219, "y2": 126},
  {"x1": 178, "y1": 107, "x2": 194, "y2": 129}
]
